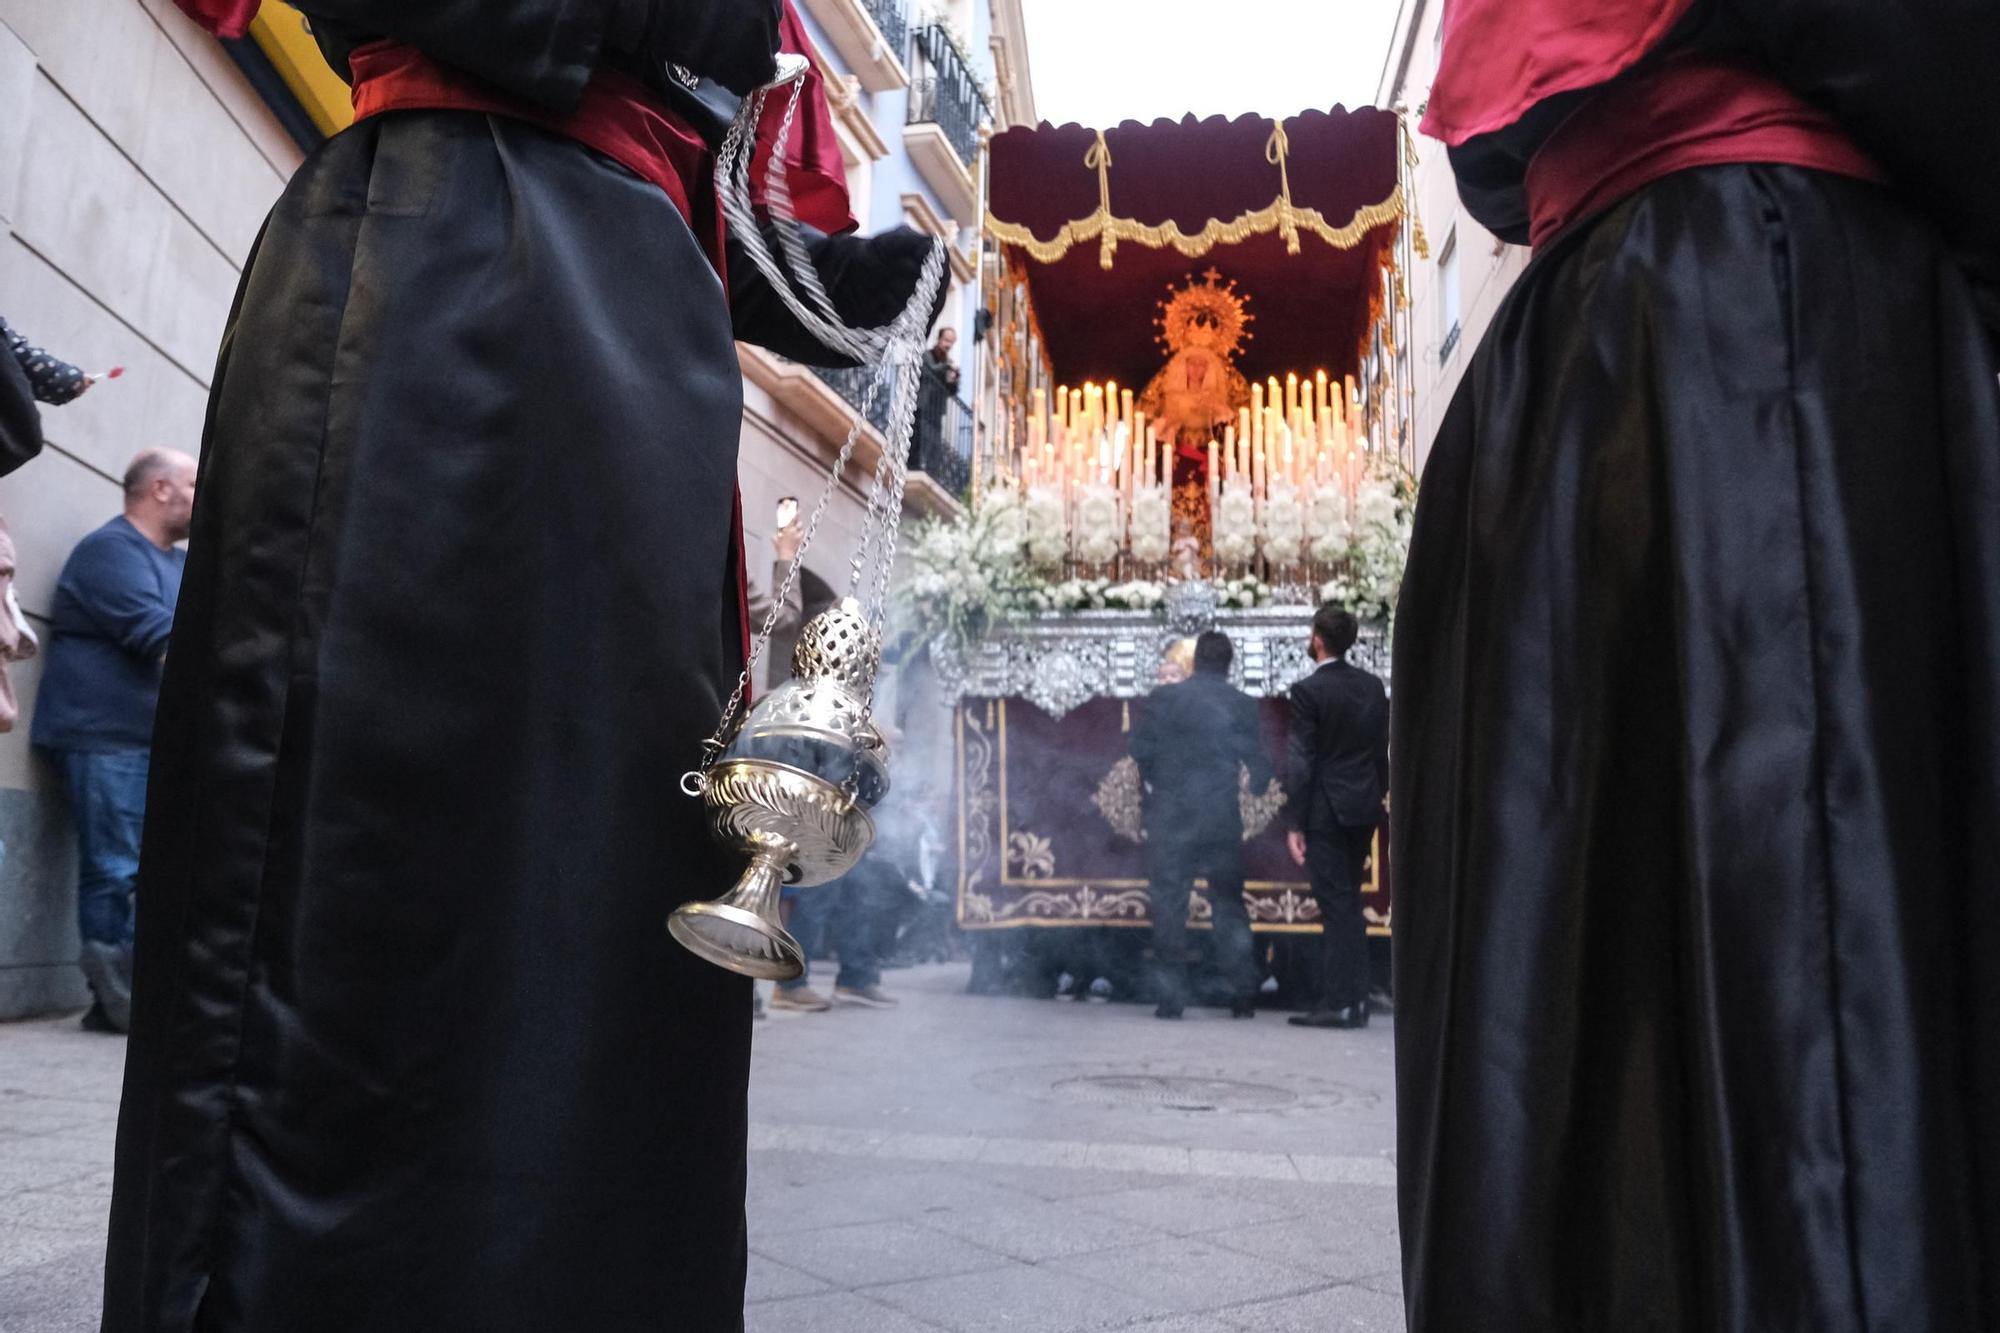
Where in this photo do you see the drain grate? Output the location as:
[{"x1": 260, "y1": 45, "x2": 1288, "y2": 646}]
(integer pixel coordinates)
[{"x1": 1050, "y1": 1074, "x2": 1298, "y2": 1113}]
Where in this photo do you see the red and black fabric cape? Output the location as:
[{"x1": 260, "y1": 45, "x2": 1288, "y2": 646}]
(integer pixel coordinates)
[
  {"x1": 1392, "y1": 2, "x2": 2000, "y2": 1330},
  {"x1": 103, "y1": 5, "x2": 902, "y2": 1331}
]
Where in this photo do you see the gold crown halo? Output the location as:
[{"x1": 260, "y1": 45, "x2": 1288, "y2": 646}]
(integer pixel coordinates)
[{"x1": 1155, "y1": 269, "x2": 1254, "y2": 359}]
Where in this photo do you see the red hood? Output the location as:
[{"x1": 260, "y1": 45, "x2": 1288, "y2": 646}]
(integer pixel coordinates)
[{"x1": 1420, "y1": 0, "x2": 1698, "y2": 146}]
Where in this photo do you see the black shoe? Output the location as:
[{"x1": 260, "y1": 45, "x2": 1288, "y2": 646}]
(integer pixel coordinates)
[
  {"x1": 1154, "y1": 1004, "x2": 1184, "y2": 1020},
  {"x1": 1288, "y1": 1003, "x2": 1370, "y2": 1030},
  {"x1": 1229, "y1": 1000, "x2": 1257, "y2": 1019},
  {"x1": 79, "y1": 1002, "x2": 121, "y2": 1034}
]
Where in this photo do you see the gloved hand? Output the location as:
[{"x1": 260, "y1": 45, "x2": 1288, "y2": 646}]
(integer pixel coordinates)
[
  {"x1": 813, "y1": 227, "x2": 949, "y2": 331},
  {"x1": 606, "y1": 0, "x2": 781, "y2": 97}
]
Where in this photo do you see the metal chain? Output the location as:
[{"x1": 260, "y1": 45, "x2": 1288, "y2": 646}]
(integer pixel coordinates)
[
  {"x1": 688, "y1": 376, "x2": 884, "y2": 791},
  {"x1": 684, "y1": 70, "x2": 947, "y2": 792}
]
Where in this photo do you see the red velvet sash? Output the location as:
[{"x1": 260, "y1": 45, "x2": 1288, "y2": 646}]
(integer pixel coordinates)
[
  {"x1": 174, "y1": 0, "x2": 259, "y2": 39},
  {"x1": 1523, "y1": 54, "x2": 1881, "y2": 248},
  {"x1": 347, "y1": 42, "x2": 716, "y2": 255}
]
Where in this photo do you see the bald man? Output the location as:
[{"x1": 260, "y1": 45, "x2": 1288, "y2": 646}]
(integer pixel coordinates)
[{"x1": 32, "y1": 448, "x2": 194, "y2": 1032}]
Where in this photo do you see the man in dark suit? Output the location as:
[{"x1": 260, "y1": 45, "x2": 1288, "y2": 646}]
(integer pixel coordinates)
[
  {"x1": 1285, "y1": 605, "x2": 1389, "y2": 1029},
  {"x1": 1132, "y1": 631, "x2": 1273, "y2": 1019}
]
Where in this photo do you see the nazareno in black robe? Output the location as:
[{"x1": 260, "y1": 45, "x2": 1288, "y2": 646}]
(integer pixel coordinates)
[
  {"x1": 1392, "y1": 2, "x2": 2000, "y2": 1330},
  {"x1": 98, "y1": 6, "x2": 925, "y2": 1330}
]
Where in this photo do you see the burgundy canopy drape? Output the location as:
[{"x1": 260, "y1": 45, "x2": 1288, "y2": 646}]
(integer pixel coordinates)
[{"x1": 987, "y1": 107, "x2": 1402, "y2": 389}]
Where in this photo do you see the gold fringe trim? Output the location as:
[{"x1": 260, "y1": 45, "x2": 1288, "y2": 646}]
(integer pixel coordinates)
[{"x1": 987, "y1": 183, "x2": 1405, "y2": 271}]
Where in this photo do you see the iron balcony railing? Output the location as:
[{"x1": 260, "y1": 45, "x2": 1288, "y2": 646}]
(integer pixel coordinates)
[
  {"x1": 908, "y1": 24, "x2": 991, "y2": 165},
  {"x1": 811, "y1": 363, "x2": 974, "y2": 501},
  {"x1": 864, "y1": 0, "x2": 910, "y2": 66}
]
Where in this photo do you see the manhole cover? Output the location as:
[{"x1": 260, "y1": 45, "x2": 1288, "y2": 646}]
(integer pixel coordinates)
[
  {"x1": 971, "y1": 1062, "x2": 1381, "y2": 1115},
  {"x1": 1050, "y1": 1074, "x2": 1298, "y2": 1112}
]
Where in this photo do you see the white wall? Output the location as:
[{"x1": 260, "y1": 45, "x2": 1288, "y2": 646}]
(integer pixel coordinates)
[
  {"x1": 0, "y1": 0, "x2": 299, "y2": 1016},
  {"x1": 1386, "y1": 0, "x2": 1532, "y2": 472}
]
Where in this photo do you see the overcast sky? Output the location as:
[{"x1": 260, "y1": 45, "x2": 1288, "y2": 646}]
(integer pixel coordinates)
[{"x1": 1016, "y1": 0, "x2": 1406, "y2": 129}]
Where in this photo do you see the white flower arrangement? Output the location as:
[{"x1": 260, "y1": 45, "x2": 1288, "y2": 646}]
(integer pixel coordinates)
[
  {"x1": 1316, "y1": 461, "x2": 1417, "y2": 623},
  {"x1": 1212, "y1": 482, "x2": 1257, "y2": 567},
  {"x1": 1023, "y1": 485, "x2": 1069, "y2": 568},
  {"x1": 1216, "y1": 574, "x2": 1273, "y2": 609},
  {"x1": 1128, "y1": 486, "x2": 1173, "y2": 566},
  {"x1": 1308, "y1": 488, "x2": 1352, "y2": 564},
  {"x1": 895, "y1": 493, "x2": 1036, "y2": 648},
  {"x1": 1018, "y1": 577, "x2": 1167, "y2": 614},
  {"x1": 893, "y1": 462, "x2": 1413, "y2": 653},
  {"x1": 984, "y1": 487, "x2": 1027, "y2": 553},
  {"x1": 1355, "y1": 477, "x2": 1402, "y2": 533},
  {"x1": 1073, "y1": 483, "x2": 1123, "y2": 568},
  {"x1": 1258, "y1": 479, "x2": 1305, "y2": 569},
  {"x1": 1103, "y1": 579, "x2": 1167, "y2": 610}
]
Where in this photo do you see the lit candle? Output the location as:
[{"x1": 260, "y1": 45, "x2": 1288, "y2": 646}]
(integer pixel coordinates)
[
  {"x1": 1208, "y1": 439, "x2": 1220, "y2": 524},
  {"x1": 1287, "y1": 372, "x2": 1300, "y2": 421}
]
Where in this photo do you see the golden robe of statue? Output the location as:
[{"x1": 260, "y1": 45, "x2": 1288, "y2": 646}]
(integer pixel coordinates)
[{"x1": 1138, "y1": 269, "x2": 1254, "y2": 448}]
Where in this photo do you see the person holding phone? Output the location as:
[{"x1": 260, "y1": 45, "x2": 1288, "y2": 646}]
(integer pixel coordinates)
[{"x1": 748, "y1": 497, "x2": 805, "y2": 688}]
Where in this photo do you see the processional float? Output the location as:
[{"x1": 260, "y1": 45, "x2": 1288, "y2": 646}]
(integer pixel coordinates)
[{"x1": 935, "y1": 105, "x2": 1420, "y2": 943}]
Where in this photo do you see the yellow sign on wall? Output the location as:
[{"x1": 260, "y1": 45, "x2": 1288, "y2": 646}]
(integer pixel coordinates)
[{"x1": 248, "y1": 2, "x2": 354, "y2": 138}]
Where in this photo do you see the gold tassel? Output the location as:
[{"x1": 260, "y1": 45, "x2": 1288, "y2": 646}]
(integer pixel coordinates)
[
  {"x1": 1266, "y1": 120, "x2": 1301, "y2": 256},
  {"x1": 1398, "y1": 116, "x2": 1431, "y2": 260},
  {"x1": 1084, "y1": 132, "x2": 1117, "y2": 270}
]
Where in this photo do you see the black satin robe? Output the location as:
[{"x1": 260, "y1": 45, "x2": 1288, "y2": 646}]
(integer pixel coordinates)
[
  {"x1": 100, "y1": 10, "x2": 902, "y2": 1330},
  {"x1": 1392, "y1": 5, "x2": 2000, "y2": 1330}
]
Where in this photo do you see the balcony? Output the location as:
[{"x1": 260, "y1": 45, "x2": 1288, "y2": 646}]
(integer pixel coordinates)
[
  {"x1": 814, "y1": 363, "x2": 973, "y2": 510},
  {"x1": 902, "y1": 24, "x2": 992, "y2": 226},
  {"x1": 799, "y1": 0, "x2": 911, "y2": 92}
]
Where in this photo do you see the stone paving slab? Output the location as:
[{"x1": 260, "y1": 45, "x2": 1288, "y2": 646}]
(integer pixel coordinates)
[{"x1": 0, "y1": 963, "x2": 1407, "y2": 1330}]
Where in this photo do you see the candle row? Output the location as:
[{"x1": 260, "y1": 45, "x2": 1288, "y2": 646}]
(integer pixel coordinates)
[{"x1": 1013, "y1": 375, "x2": 1371, "y2": 498}]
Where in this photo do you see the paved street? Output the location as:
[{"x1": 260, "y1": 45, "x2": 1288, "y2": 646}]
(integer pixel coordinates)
[{"x1": 0, "y1": 963, "x2": 1403, "y2": 1332}]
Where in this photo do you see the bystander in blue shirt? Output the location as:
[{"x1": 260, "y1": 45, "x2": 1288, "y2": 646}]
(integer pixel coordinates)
[
  {"x1": 31, "y1": 448, "x2": 196, "y2": 1034},
  {"x1": 31, "y1": 516, "x2": 183, "y2": 751}
]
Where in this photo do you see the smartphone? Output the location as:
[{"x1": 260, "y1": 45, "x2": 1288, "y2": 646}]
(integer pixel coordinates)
[{"x1": 775, "y1": 497, "x2": 800, "y2": 530}]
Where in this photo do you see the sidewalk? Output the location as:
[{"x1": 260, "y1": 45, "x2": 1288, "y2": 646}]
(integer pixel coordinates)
[{"x1": 0, "y1": 963, "x2": 1405, "y2": 1331}]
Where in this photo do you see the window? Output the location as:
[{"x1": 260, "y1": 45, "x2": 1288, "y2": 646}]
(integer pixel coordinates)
[{"x1": 1438, "y1": 229, "x2": 1462, "y2": 362}]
